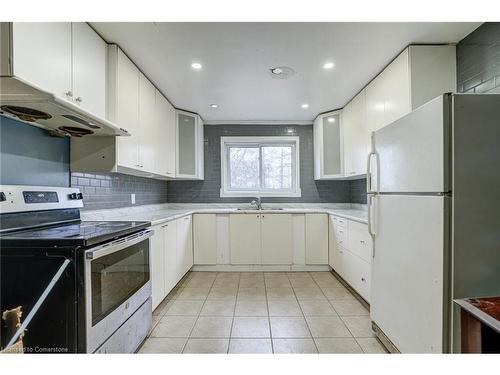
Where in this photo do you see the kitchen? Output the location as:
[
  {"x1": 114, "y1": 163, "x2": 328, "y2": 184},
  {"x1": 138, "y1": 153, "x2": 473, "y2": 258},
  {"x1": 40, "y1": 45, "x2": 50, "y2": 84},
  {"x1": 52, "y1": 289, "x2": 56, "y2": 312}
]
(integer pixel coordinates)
[{"x1": 1, "y1": 10, "x2": 499, "y2": 364}]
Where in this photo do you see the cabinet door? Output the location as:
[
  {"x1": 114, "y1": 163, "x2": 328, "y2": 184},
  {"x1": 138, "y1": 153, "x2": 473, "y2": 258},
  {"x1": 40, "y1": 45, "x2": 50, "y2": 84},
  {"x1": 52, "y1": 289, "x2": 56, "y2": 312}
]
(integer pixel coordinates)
[
  {"x1": 155, "y1": 90, "x2": 176, "y2": 177},
  {"x1": 365, "y1": 73, "x2": 386, "y2": 133},
  {"x1": 305, "y1": 214, "x2": 329, "y2": 264},
  {"x1": 322, "y1": 113, "x2": 342, "y2": 177},
  {"x1": 138, "y1": 72, "x2": 157, "y2": 173},
  {"x1": 176, "y1": 111, "x2": 198, "y2": 178},
  {"x1": 12, "y1": 22, "x2": 72, "y2": 100},
  {"x1": 348, "y1": 220, "x2": 372, "y2": 262},
  {"x1": 229, "y1": 214, "x2": 261, "y2": 265},
  {"x1": 111, "y1": 46, "x2": 140, "y2": 169},
  {"x1": 150, "y1": 224, "x2": 166, "y2": 310},
  {"x1": 261, "y1": 214, "x2": 293, "y2": 265},
  {"x1": 163, "y1": 220, "x2": 178, "y2": 294},
  {"x1": 176, "y1": 215, "x2": 193, "y2": 277},
  {"x1": 342, "y1": 101, "x2": 355, "y2": 177},
  {"x1": 383, "y1": 49, "x2": 410, "y2": 126},
  {"x1": 193, "y1": 214, "x2": 217, "y2": 265},
  {"x1": 350, "y1": 90, "x2": 369, "y2": 176},
  {"x1": 71, "y1": 22, "x2": 107, "y2": 118}
]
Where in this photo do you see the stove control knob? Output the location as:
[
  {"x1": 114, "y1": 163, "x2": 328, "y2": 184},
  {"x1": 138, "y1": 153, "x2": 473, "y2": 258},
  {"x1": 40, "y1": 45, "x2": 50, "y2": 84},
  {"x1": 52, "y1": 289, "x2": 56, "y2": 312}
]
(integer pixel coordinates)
[
  {"x1": 0, "y1": 192, "x2": 6, "y2": 202},
  {"x1": 77, "y1": 193, "x2": 83, "y2": 200},
  {"x1": 68, "y1": 193, "x2": 77, "y2": 200}
]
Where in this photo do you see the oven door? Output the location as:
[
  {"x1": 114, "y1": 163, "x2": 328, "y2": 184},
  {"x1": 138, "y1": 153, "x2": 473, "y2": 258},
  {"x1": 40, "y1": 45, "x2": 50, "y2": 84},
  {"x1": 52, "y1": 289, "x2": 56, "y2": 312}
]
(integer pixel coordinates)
[{"x1": 84, "y1": 229, "x2": 152, "y2": 353}]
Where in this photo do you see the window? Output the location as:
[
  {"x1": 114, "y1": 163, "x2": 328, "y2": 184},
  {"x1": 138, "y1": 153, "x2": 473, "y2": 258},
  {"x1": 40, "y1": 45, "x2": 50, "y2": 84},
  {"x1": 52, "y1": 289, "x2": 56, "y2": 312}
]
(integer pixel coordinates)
[{"x1": 221, "y1": 136, "x2": 301, "y2": 197}]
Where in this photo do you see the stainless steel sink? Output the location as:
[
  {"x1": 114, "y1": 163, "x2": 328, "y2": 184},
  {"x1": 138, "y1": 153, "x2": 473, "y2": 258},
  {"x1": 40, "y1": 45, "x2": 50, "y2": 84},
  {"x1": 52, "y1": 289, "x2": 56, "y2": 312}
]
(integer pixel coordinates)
[{"x1": 236, "y1": 207, "x2": 284, "y2": 211}]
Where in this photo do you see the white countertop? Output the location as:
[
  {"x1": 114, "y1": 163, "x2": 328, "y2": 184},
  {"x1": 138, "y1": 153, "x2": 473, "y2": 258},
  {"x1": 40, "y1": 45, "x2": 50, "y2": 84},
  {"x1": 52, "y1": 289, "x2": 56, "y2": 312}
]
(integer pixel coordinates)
[{"x1": 81, "y1": 203, "x2": 368, "y2": 225}]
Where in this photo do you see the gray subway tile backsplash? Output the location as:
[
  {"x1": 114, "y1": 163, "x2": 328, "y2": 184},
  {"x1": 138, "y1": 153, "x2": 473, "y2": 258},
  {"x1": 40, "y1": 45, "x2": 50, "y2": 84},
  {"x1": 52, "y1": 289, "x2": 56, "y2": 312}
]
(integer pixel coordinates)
[
  {"x1": 71, "y1": 125, "x2": 367, "y2": 209},
  {"x1": 168, "y1": 124, "x2": 366, "y2": 204},
  {"x1": 71, "y1": 172, "x2": 168, "y2": 210}
]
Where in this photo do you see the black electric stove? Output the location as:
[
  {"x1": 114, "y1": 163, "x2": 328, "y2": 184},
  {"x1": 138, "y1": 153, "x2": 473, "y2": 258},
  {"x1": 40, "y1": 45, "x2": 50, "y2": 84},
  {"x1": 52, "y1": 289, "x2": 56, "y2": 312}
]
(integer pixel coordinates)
[
  {"x1": 0, "y1": 185, "x2": 152, "y2": 353},
  {"x1": 1, "y1": 217, "x2": 150, "y2": 247}
]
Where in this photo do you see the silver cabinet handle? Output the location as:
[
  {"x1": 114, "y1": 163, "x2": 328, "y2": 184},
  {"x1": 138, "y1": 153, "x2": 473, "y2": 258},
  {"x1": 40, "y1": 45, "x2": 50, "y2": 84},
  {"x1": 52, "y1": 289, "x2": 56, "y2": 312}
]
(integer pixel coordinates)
[{"x1": 75, "y1": 97, "x2": 83, "y2": 103}]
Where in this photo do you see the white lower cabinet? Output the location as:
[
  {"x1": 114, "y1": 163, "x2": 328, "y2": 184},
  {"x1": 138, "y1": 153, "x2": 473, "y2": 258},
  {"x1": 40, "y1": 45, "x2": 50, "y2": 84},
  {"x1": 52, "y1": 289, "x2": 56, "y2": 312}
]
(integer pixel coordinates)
[
  {"x1": 261, "y1": 214, "x2": 293, "y2": 265},
  {"x1": 177, "y1": 215, "x2": 193, "y2": 277},
  {"x1": 150, "y1": 223, "x2": 166, "y2": 309},
  {"x1": 164, "y1": 220, "x2": 178, "y2": 293},
  {"x1": 229, "y1": 214, "x2": 261, "y2": 264},
  {"x1": 229, "y1": 213, "x2": 294, "y2": 266},
  {"x1": 305, "y1": 214, "x2": 329, "y2": 264},
  {"x1": 193, "y1": 214, "x2": 217, "y2": 265},
  {"x1": 149, "y1": 216, "x2": 194, "y2": 311},
  {"x1": 329, "y1": 214, "x2": 372, "y2": 302}
]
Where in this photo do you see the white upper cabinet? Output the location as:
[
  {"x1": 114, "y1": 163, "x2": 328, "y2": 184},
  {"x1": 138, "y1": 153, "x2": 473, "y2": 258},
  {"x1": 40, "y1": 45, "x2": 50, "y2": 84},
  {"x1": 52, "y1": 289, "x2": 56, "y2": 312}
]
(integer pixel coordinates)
[
  {"x1": 72, "y1": 45, "x2": 204, "y2": 180},
  {"x1": 313, "y1": 111, "x2": 343, "y2": 180},
  {"x1": 176, "y1": 110, "x2": 204, "y2": 180},
  {"x1": 109, "y1": 45, "x2": 140, "y2": 169},
  {"x1": 343, "y1": 90, "x2": 368, "y2": 177},
  {"x1": 71, "y1": 22, "x2": 107, "y2": 118},
  {"x1": 11, "y1": 22, "x2": 72, "y2": 99},
  {"x1": 138, "y1": 72, "x2": 157, "y2": 173},
  {"x1": 337, "y1": 44, "x2": 456, "y2": 179},
  {"x1": 155, "y1": 89, "x2": 176, "y2": 177},
  {"x1": 365, "y1": 45, "x2": 456, "y2": 134},
  {"x1": 10, "y1": 22, "x2": 107, "y2": 117}
]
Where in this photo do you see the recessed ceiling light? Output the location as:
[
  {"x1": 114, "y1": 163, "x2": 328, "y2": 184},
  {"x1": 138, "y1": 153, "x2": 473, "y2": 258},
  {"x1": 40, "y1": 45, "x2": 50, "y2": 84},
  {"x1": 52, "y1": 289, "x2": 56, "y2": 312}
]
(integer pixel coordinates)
[
  {"x1": 210, "y1": 104, "x2": 218, "y2": 109},
  {"x1": 301, "y1": 103, "x2": 309, "y2": 109},
  {"x1": 323, "y1": 62, "x2": 335, "y2": 70},
  {"x1": 191, "y1": 62, "x2": 202, "y2": 70},
  {"x1": 269, "y1": 66, "x2": 295, "y2": 80},
  {"x1": 327, "y1": 117, "x2": 336, "y2": 123}
]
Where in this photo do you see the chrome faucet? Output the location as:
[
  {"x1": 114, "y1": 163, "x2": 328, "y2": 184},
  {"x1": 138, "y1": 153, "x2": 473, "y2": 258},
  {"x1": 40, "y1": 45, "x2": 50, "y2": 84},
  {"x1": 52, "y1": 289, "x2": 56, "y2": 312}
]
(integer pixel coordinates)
[{"x1": 250, "y1": 197, "x2": 262, "y2": 210}]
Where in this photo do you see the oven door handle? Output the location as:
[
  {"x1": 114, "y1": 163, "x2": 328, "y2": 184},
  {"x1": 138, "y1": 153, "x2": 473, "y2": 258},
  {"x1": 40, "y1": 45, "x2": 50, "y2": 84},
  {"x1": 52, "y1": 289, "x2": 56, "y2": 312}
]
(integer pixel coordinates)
[{"x1": 85, "y1": 229, "x2": 153, "y2": 260}]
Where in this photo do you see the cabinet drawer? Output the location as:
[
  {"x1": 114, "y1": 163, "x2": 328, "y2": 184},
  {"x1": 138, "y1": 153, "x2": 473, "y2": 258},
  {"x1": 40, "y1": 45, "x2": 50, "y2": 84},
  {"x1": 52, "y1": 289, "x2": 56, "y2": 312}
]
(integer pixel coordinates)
[
  {"x1": 335, "y1": 226, "x2": 348, "y2": 247},
  {"x1": 335, "y1": 216, "x2": 348, "y2": 229},
  {"x1": 348, "y1": 220, "x2": 372, "y2": 262},
  {"x1": 330, "y1": 244, "x2": 349, "y2": 280},
  {"x1": 340, "y1": 249, "x2": 370, "y2": 302}
]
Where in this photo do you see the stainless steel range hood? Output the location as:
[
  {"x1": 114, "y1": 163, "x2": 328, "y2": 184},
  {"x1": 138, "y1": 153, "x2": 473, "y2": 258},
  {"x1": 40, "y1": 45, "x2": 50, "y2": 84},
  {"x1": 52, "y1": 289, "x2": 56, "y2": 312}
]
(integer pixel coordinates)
[{"x1": 0, "y1": 76, "x2": 129, "y2": 137}]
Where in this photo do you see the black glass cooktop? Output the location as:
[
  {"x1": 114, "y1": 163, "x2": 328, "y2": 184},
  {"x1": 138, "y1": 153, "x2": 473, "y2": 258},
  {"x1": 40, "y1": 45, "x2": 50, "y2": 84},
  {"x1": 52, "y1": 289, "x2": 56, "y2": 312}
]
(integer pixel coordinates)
[{"x1": 0, "y1": 220, "x2": 151, "y2": 247}]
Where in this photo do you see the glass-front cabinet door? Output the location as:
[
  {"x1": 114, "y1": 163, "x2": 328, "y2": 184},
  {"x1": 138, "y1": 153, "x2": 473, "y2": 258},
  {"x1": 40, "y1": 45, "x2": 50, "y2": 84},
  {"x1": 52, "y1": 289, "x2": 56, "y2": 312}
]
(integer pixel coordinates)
[
  {"x1": 313, "y1": 110, "x2": 343, "y2": 179},
  {"x1": 176, "y1": 110, "x2": 204, "y2": 179}
]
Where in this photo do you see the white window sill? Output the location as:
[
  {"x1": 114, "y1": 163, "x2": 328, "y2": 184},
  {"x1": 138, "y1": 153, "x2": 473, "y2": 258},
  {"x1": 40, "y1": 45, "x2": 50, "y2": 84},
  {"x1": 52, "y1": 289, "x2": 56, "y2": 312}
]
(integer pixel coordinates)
[{"x1": 220, "y1": 189, "x2": 302, "y2": 198}]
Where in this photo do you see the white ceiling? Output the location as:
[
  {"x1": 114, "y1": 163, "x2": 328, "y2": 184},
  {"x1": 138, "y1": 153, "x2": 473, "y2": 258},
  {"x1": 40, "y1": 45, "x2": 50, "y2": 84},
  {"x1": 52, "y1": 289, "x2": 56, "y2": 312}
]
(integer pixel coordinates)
[{"x1": 91, "y1": 22, "x2": 480, "y2": 123}]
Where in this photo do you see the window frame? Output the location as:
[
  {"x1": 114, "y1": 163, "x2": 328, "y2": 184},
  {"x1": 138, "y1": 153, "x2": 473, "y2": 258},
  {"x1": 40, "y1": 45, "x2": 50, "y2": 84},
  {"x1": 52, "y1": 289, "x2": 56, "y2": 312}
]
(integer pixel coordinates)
[{"x1": 220, "y1": 136, "x2": 301, "y2": 198}]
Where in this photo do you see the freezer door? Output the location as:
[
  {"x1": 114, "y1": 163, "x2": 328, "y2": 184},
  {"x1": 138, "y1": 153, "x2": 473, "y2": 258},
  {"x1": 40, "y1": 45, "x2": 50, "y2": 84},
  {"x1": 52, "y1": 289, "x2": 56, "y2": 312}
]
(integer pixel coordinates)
[
  {"x1": 372, "y1": 95, "x2": 450, "y2": 193},
  {"x1": 370, "y1": 194, "x2": 448, "y2": 353}
]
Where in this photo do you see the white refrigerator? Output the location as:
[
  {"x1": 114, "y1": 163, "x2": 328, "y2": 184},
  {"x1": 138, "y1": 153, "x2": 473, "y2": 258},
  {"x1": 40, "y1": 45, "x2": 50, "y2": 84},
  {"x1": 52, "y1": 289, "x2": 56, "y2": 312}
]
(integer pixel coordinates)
[{"x1": 367, "y1": 93, "x2": 500, "y2": 353}]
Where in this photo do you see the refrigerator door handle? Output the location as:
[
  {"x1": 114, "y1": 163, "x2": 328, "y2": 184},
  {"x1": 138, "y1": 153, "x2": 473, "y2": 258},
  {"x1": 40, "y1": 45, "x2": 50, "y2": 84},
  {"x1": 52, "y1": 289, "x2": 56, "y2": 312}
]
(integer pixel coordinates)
[
  {"x1": 366, "y1": 152, "x2": 375, "y2": 193},
  {"x1": 368, "y1": 194, "x2": 376, "y2": 256}
]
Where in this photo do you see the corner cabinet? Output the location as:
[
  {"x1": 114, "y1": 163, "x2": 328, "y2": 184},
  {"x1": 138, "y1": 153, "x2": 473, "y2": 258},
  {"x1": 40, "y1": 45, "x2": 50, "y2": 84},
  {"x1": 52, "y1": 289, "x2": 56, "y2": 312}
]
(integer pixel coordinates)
[
  {"x1": 176, "y1": 110, "x2": 204, "y2": 180},
  {"x1": 313, "y1": 111, "x2": 343, "y2": 180},
  {"x1": 71, "y1": 45, "x2": 204, "y2": 181},
  {"x1": 317, "y1": 44, "x2": 456, "y2": 180}
]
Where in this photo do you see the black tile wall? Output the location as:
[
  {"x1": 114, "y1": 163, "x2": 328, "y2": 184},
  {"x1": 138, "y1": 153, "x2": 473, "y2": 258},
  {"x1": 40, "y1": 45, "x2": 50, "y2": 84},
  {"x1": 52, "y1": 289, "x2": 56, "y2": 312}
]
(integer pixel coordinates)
[
  {"x1": 168, "y1": 124, "x2": 364, "y2": 204},
  {"x1": 457, "y1": 23, "x2": 500, "y2": 93},
  {"x1": 71, "y1": 172, "x2": 168, "y2": 210}
]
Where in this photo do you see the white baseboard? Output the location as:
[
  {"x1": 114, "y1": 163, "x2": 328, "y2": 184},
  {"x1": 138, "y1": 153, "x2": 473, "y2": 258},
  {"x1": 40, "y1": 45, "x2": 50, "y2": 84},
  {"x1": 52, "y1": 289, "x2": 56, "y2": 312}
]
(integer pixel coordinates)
[{"x1": 191, "y1": 264, "x2": 331, "y2": 272}]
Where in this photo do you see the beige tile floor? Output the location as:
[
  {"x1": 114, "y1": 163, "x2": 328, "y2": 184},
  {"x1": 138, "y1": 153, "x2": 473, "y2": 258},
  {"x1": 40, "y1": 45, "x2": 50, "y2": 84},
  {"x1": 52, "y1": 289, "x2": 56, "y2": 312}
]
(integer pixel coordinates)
[{"x1": 140, "y1": 271, "x2": 387, "y2": 354}]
